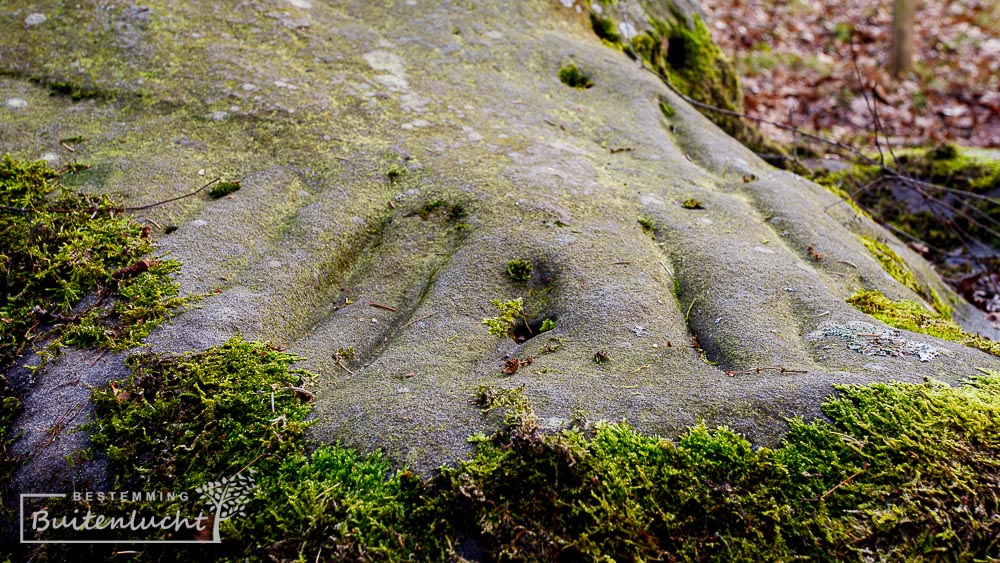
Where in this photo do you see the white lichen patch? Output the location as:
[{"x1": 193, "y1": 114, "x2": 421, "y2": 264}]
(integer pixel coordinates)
[
  {"x1": 807, "y1": 321, "x2": 942, "y2": 362},
  {"x1": 25, "y1": 13, "x2": 47, "y2": 26},
  {"x1": 363, "y1": 51, "x2": 409, "y2": 93}
]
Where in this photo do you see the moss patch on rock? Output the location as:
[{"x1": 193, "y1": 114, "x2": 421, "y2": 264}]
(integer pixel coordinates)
[
  {"x1": 69, "y1": 337, "x2": 449, "y2": 559},
  {"x1": 0, "y1": 155, "x2": 187, "y2": 367},
  {"x1": 0, "y1": 155, "x2": 189, "y2": 504},
  {"x1": 88, "y1": 338, "x2": 314, "y2": 488},
  {"x1": 558, "y1": 62, "x2": 593, "y2": 89},
  {"x1": 627, "y1": 12, "x2": 783, "y2": 157},
  {"x1": 450, "y1": 376, "x2": 1000, "y2": 560},
  {"x1": 846, "y1": 289, "x2": 999, "y2": 357},
  {"x1": 37, "y1": 341, "x2": 1000, "y2": 560},
  {"x1": 857, "y1": 235, "x2": 950, "y2": 316}
]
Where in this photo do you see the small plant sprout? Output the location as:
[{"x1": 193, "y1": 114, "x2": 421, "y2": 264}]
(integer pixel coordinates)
[
  {"x1": 659, "y1": 100, "x2": 676, "y2": 118},
  {"x1": 558, "y1": 63, "x2": 594, "y2": 89},
  {"x1": 681, "y1": 198, "x2": 704, "y2": 209},
  {"x1": 386, "y1": 163, "x2": 407, "y2": 180},
  {"x1": 506, "y1": 259, "x2": 532, "y2": 282},
  {"x1": 539, "y1": 318, "x2": 556, "y2": 333},
  {"x1": 483, "y1": 298, "x2": 527, "y2": 339},
  {"x1": 638, "y1": 218, "x2": 657, "y2": 236}
]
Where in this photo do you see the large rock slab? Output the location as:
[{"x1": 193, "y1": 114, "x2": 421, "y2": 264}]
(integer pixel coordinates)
[{"x1": 2, "y1": 0, "x2": 997, "y2": 484}]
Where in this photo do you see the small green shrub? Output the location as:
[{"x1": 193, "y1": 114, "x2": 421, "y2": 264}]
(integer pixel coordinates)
[{"x1": 590, "y1": 13, "x2": 620, "y2": 44}]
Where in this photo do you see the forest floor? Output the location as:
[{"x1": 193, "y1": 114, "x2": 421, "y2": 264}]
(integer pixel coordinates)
[
  {"x1": 700, "y1": 0, "x2": 1000, "y2": 329},
  {"x1": 701, "y1": 0, "x2": 1000, "y2": 149}
]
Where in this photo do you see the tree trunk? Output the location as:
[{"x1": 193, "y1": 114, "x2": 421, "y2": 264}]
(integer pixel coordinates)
[{"x1": 890, "y1": 0, "x2": 917, "y2": 77}]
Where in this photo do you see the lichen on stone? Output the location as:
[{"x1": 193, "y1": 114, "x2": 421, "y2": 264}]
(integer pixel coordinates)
[
  {"x1": 846, "y1": 289, "x2": 999, "y2": 357},
  {"x1": 807, "y1": 320, "x2": 942, "y2": 362}
]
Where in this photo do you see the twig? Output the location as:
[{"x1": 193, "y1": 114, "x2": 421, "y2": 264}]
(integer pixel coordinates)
[
  {"x1": 835, "y1": 260, "x2": 859, "y2": 269},
  {"x1": 234, "y1": 451, "x2": 268, "y2": 477},
  {"x1": 335, "y1": 356, "x2": 357, "y2": 376},
  {"x1": 806, "y1": 464, "x2": 869, "y2": 502},
  {"x1": 402, "y1": 312, "x2": 437, "y2": 329},
  {"x1": 43, "y1": 401, "x2": 86, "y2": 447},
  {"x1": 61, "y1": 142, "x2": 76, "y2": 153},
  {"x1": 368, "y1": 302, "x2": 398, "y2": 312},
  {"x1": 724, "y1": 366, "x2": 809, "y2": 377},
  {"x1": 89, "y1": 349, "x2": 109, "y2": 366},
  {"x1": 659, "y1": 259, "x2": 673, "y2": 276},
  {"x1": 610, "y1": 261, "x2": 632, "y2": 265},
  {"x1": 0, "y1": 178, "x2": 221, "y2": 215},
  {"x1": 125, "y1": 178, "x2": 221, "y2": 211},
  {"x1": 136, "y1": 216, "x2": 163, "y2": 229}
]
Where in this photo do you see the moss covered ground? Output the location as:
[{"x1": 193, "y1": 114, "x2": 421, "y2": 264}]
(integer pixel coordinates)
[
  {"x1": 814, "y1": 144, "x2": 1000, "y2": 255},
  {"x1": 21, "y1": 338, "x2": 1000, "y2": 561}
]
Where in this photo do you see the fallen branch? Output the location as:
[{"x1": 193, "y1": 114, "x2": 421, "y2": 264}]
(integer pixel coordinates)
[
  {"x1": 725, "y1": 366, "x2": 809, "y2": 377},
  {"x1": 0, "y1": 178, "x2": 221, "y2": 215}
]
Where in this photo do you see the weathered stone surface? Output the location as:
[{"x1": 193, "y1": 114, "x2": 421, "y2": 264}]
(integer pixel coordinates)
[{"x1": 2, "y1": 0, "x2": 998, "y2": 488}]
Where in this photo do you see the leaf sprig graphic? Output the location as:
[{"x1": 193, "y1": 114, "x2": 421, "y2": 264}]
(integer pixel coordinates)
[{"x1": 197, "y1": 469, "x2": 257, "y2": 521}]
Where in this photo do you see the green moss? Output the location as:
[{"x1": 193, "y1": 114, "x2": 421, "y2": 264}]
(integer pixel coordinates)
[
  {"x1": 1, "y1": 155, "x2": 191, "y2": 540},
  {"x1": 681, "y1": 198, "x2": 704, "y2": 209},
  {"x1": 589, "y1": 13, "x2": 620, "y2": 44},
  {"x1": 637, "y1": 217, "x2": 657, "y2": 235},
  {"x1": 417, "y1": 198, "x2": 466, "y2": 222},
  {"x1": 68, "y1": 340, "x2": 1000, "y2": 559},
  {"x1": 846, "y1": 289, "x2": 999, "y2": 357},
  {"x1": 447, "y1": 372, "x2": 1000, "y2": 560},
  {"x1": 45, "y1": 80, "x2": 100, "y2": 101},
  {"x1": 386, "y1": 163, "x2": 407, "y2": 180},
  {"x1": 0, "y1": 155, "x2": 189, "y2": 367},
  {"x1": 506, "y1": 259, "x2": 532, "y2": 282},
  {"x1": 234, "y1": 444, "x2": 449, "y2": 560},
  {"x1": 927, "y1": 142, "x2": 959, "y2": 161},
  {"x1": 857, "y1": 235, "x2": 950, "y2": 316},
  {"x1": 658, "y1": 100, "x2": 676, "y2": 118},
  {"x1": 88, "y1": 337, "x2": 314, "y2": 487},
  {"x1": 558, "y1": 63, "x2": 594, "y2": 89},
  {"x1": 628, "y1": 14, "x2": 781, "y2": 156},
  {"x1": 539, "y1": 318, "x2": 556, "y2": 333},
  {"x1": 79, "y1": 338, "x2": 450, "y2": 558},
  {"x1": 482, "y1": 298, "x2": 524, "y2": 338},
  {"x1": 208, "y1": 180, "x2": 241, "y2": 198}
]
